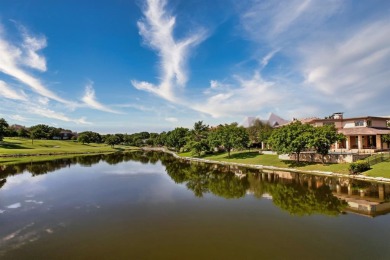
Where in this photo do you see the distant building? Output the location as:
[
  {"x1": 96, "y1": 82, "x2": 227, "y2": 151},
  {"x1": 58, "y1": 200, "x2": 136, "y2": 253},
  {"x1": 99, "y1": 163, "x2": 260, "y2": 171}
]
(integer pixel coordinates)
[
  {"x1": 242, "y1": 113, "x2": 290, "y2": 128},
  {"x1": 299, "y1": 112, "x2": 390, "y2": 152}
]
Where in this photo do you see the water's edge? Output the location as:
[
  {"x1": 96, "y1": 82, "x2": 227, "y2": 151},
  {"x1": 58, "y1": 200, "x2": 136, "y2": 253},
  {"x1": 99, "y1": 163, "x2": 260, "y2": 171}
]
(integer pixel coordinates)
[{"x1": 141, "y1": 147, "x2": 390, "y2": 184}]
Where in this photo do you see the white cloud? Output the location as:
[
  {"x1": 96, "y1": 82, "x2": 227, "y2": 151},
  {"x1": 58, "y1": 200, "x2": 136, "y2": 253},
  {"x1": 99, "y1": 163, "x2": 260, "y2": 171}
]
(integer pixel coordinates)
[
  {"x1": 132, "y1": 0, "x2": 206, "y2": 102},
  {"x1": 239, "y1": 0, "x2": 342, "y2": 43},
  {"x1": 37, "y1": 96, "x2": 49, "y2": 105},
  {"x1": 0, "y1": 24, "x2": 74, "y2": 105},
  {"x1": 81, "y1": 82, "x2": 122, "y2": 114},
  {"x1": 165, "y1": 117, "x2": 178, "y2": 123},
  {"x1": 18, "y1": 25, "x2": 47, "y2": 71},
  {"x1": 302, "y1": 20, "x2": 390, "y2": 108},
  {"x1": 0, "y1": 80, "x2": 27, "y2": 100},
  {"x1": 29, "y1": 106, "x2": 92, "y2": 124},
  {"x1": 9, "y1": 114, "x2": 28, "y2": 122},
  {"x1": 193, "y1": 72, "x2": 284, "y2": 118}
]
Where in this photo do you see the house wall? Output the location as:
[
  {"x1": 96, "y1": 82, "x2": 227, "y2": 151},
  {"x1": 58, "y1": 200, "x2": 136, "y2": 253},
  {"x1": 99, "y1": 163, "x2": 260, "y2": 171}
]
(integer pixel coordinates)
[
  {"x1": 371, "y1": 119, "x2": 387, "y2": 128},
  {"x1": 343, "y1": 121, "x2": 365, "y2": 128}
]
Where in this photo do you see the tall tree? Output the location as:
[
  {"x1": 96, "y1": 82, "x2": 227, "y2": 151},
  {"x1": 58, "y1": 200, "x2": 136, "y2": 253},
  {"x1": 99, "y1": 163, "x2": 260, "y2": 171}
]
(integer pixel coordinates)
[
  {"x1": 268, "y1": 121, "x2": 314, "y2": 163},
  {"x1": 209, "y1": 123, "x2": 249, "y2": 157},
  {"x1": 105, "y1": 135, "x2": 120, "y2": 148},
  {"x1": 167, "y1": 127, "x2": 189, "y2": 152},
  {"x1": 0, "y1": 118, "x2": 9, "y2": 142},
  {"x1": 309, "y1": 125, "x2": 339, "y2": 163},
  {"x1": 186, "y1": 121, "x2": 210, "y2": 156},
  {"x1": 246, "y1": 119, "x2": 273, "y2": 149}
]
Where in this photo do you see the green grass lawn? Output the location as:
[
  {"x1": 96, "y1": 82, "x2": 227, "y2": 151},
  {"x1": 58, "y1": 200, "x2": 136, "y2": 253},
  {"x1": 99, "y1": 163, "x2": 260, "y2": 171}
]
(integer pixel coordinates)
[
  {"x1": 179, "y1": 150, "x2": 350, "y2": 174},
  {"x1": 364, "y1": 161, "x2": 390, "y2": 178},
  {"x1": 0, "y1": 137, "x2": 138, "y2": 163}
]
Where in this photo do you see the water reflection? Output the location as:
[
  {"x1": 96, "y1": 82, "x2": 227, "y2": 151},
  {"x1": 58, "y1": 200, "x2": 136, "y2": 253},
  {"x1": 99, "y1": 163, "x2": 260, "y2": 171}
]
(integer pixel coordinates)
[{"x1": 1, "y1": 151, "x2": 389, "y2": 217}]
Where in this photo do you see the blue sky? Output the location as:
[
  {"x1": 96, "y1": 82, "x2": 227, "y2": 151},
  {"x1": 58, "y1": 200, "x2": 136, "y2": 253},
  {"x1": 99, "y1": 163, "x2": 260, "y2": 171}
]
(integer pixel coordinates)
[{"x1": 0, "y1": 0, "x2": 389, "y2": 133}]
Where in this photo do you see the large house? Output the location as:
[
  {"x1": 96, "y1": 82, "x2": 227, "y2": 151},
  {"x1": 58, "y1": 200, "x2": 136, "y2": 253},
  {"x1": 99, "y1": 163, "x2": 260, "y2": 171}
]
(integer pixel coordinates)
[{"x1": 302, "y1": 113, "x2": 390, "y2": 152}]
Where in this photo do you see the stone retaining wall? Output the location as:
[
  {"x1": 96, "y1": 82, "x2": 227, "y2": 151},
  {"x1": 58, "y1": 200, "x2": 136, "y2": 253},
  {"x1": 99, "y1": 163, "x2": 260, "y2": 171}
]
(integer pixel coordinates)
[{"x1": 279, "y1": 152, "x2": 370, "y2": 163}]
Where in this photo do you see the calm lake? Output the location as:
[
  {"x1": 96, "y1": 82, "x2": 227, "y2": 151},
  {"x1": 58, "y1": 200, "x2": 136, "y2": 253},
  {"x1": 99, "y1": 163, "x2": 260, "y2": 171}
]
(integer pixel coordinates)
[{"x1": 1, "y1": 151, "x2": 390, "y2": 259}]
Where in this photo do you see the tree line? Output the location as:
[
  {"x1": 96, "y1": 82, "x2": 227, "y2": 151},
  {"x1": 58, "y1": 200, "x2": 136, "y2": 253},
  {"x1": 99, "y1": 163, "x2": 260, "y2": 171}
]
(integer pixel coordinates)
[{"x1": 2, "y1": 117, "x2": 389, "y2": 162}]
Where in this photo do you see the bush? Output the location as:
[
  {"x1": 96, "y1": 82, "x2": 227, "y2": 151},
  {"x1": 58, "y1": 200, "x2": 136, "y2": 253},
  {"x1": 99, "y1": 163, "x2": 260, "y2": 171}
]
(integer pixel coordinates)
[{"x1": 349, "y1": 160, "x2": 370, "y2": 174}]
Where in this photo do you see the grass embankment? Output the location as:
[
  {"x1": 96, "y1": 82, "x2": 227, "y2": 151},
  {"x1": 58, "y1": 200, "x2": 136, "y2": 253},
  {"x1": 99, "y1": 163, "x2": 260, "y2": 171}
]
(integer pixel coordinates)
[
  {"x1": 179, "y1": 151, "x2": 350, "y2": 174},
  {"x1": 365, "y1": 162, "x2": 390, "y2": 178},
  {"x1": 0, "y1": 137, "x2": 138, "y2": 165}
]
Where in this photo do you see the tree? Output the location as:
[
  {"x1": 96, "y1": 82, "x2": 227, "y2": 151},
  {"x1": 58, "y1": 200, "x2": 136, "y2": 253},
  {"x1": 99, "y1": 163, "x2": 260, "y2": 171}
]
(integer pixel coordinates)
[
  {"x1": 18, "y1": 127, "x2": 30, "y2": 138},
  {"x1": 186, "y1": 121, "x2": 210, "y2": 156},
  {"x1": 166, "y1": 127, "x2": 189, "y2": 152},
  {"x1": 78, "y1": 133, "x2": 90, "y2": 144},
  {"x1": 309, "y1": 125, "x2": 339, "y2": 163},
  {"x1": 0, "y1": 118, "x2": 9, "y2": 142},
  {"x1": 382, "y1": 134, "x2": 390, "y2": 148},
  {"x1": 268, "y1": 121, "x2": 313, "y2": 163},
  {"x1": 209, "y1": 123, "x2": 249, "y2": 157},
  {"x1": 105, "y1": 135, "x2": 120, "y2": 148},
  {"x1": 246, "y1": 119, "x2": 273, "y2": 149},
  {"x1": 30, "y1": 128, "x2": 41, "y2": 145},
  {"x1": 78, "y1": 131, "x2": 102, "y2": 144}
]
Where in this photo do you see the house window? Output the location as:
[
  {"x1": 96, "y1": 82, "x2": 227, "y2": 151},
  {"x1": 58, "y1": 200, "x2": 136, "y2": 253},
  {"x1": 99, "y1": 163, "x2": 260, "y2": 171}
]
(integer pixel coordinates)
[
  {"x1": 355, "y1": 120, "x2": 364, "y2": 126},
  {"x1": 366, "y1": 120, "x2": 372, "y2": 127}
]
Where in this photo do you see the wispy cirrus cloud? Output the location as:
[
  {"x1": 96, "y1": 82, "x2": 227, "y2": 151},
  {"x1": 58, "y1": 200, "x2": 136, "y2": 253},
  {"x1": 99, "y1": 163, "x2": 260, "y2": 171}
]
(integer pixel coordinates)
[
  {"x1": 131, "y1": 0, "x2": 206, "y2": 102},
  {"x1": 231, "y1": 0, "x2": 390, "y2": 117},
  {"x1": 0, "y1": 80, "x2": 27, "y2": 101},
  {"x1": 82, "y1": 82, "x2": 123, "y2": 114},
  {"x1": 0, "y1": 24, "x2": 73, "y2": 105},
  {"x1": 9, "y1": 114, "x2": 29, "y2": 122},
  {"x1": 29, "y1": 106, "x2": 91, "y2": 125},
  {"x1": 302, "y1": 20, "x2": 390, "y2": 108}
]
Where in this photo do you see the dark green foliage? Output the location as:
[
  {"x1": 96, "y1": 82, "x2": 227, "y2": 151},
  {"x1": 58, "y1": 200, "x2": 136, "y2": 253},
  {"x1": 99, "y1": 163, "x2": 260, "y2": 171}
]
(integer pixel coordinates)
[
  {"x1": 0, "y1": 118, "x2": 9, "y2": 142},
  {"x1": 186, "y1": 121, "x2": 210, "y2": 156},
  {"x1": 78, "y1": 131, "x2": 102, "y2": 144},
  {"x1": 105, "y1": 135, "x2": 120, "y2": 148},
  {"x1": 246, "y1": 119, "x2": 273, "y2": 147},
  {"x1": 208, "y1": 123, "x2": 249, "y2": 157},
  {"x1": 309, "y1": 125, "x2": 339, "y2": 163},
  {"x1": 166, "y1": 127, "x2": 189, "y2": 152},
  {"x1": 382, "y1": 134, "x2": 390, "y2": 147},
  {"x1": 349, "y1": 160, "x2": 370, "y2": 174},
  {"x1": 268, "y1": 121, "x2": 314, "y2": 163}
]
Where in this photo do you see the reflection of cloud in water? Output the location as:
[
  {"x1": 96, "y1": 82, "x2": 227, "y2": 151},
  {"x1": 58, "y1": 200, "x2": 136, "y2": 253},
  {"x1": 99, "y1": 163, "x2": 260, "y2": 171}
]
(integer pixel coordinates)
[
  {"x1": 0, "y1": 222, "x2": 60, "y2": 257},
  {"x1": 103, "y1": 161, "x2": 165, "y2": 176},
  {"x1": 2, "y1": 173, "x2": 47, "y2": 192},
  {"x1": 25, "y1": 200, "x2": 43, "y2": 204},
  {"x1": 7, "y1": 203, "x2": 21, "y2": 209}
]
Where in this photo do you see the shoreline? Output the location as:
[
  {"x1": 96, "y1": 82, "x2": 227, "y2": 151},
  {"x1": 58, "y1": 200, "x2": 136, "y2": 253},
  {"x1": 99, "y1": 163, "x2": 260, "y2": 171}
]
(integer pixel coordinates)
[{"x1": 141, "y1": 147, "x2": 390, "y2": 184}]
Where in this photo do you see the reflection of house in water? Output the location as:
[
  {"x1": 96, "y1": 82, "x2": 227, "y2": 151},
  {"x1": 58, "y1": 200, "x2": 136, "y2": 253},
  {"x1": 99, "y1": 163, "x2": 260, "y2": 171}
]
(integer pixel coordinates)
[
  {"x1": 257, "y1": 169, "x2": 390, "y2": 217},
  {"x1": 332, "y1": 182, "x2": 390, "y2": 217}
]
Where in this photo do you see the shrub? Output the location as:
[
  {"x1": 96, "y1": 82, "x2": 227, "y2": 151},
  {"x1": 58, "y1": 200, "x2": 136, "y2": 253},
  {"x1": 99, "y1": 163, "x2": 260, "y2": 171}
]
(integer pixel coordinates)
[{"x1": 349, "y1": 160, "x2": 370, "y2": 174}]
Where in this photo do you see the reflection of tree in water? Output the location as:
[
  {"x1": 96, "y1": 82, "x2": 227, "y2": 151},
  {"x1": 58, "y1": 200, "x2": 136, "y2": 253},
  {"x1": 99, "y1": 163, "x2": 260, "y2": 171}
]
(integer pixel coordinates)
[
  {"x1": 0, "y1": 179, "x2": 6, "y2": 189},
  {"x1": 0, "y1": 152, "x2": 368, "y2": 216},
  {"x1": 247, "y1": 173, "x2": 346, "y2": 216},
  {"x1": 162, "y1": 159, "x2": 249, "y2": 199},
  {"x1": 77, "y1": 155, "x2": 103, "y2": 166},
  {"x1": 270, "y1": 183, "x2": 346, "y2": 216}
]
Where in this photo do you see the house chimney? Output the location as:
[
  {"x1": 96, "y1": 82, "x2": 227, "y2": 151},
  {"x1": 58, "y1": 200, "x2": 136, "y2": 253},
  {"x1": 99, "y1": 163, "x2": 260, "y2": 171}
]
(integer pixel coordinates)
[{"x1": 332, "y1": 112, "x2": 343, "y2": 119}]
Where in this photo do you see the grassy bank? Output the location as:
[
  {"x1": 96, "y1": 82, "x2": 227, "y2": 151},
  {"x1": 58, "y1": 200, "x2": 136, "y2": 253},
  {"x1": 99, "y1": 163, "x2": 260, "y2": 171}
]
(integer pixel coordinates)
[
  {"x1": 365, "y1": 162, "x2": 390, "y2": 178},
  {"x1": 179, "y1": 151, "x2": 350, "y2": 174},
  {"x1": 0, "y1": 137, "x2": 138, "y2": 165}
]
